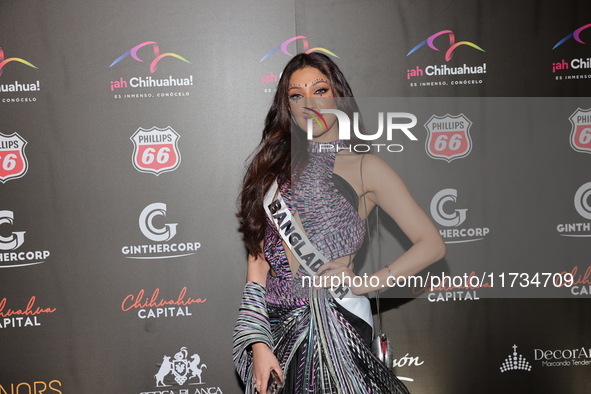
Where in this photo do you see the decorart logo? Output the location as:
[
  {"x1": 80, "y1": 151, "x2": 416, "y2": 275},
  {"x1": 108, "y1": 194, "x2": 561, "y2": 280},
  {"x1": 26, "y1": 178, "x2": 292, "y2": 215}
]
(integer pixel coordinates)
[
  {"x1": 109, "y1": 41, "x2": 193, "y2": 99},
  {"x1": 121, "y1": 202, "x2": 201, "y2": 259},
  {"x1": 0, "y1": 133, "x2": 28, "y2": 183},
  {"x1": 121, "y1": 286, "x2": 206, "y2": 319},
  {"x1": 424, "y1": 114, "x2": 472, "y2": 162},
  {"x1": 569, "y1": 108, "x2": 591, "y2": 154},
  {"x1": 556, "y1": 182, "x2": 591, "y2": 237},
  {"x1": 430, "y1": 189, "x2": 489, "y2": 243},
  {"x1": 500, "y1": 345, "x2": 532, "y2": 372},
  {"x1": 0, "y1": 210, "x2": 50, "y2": 268},
  {"x1": 131, "y1": 126, "x2": 181, "y2": 175},
  {"x1": 534, "y1": 345, "x2": 591, "y2": 367},
  {"x1": 140, "y1": 347, "x2": 223, "y2": 394},
  {"x1": 0, "y1": 296, "x2": 56, "y2": 328}
]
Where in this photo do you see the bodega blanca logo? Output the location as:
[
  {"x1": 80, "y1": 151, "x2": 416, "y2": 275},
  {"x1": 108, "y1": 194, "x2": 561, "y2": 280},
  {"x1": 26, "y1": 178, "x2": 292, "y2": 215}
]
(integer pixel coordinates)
[
  {"x1": 424, "y1": 114, "x2": 472, "y2": 162},
  {"x1": 121, "y1": 287, "x2": 206, "y2": 319},
  {"x1": 0, "y1": 133, "x2": 28, "y2": 183},
  {"x1": 430, "y1": 189, "x2": 489, "y2": 243},
  {"x1": 0, "y1": 296, "x2": 56, "y2": 329},
  {"x1": 140, "y1": 346, "x2": 223, "y2": 394},
  {"x1": 109, "y1": 41, "x2": 193, "y2": 100},
  {"x1": 121, "y1": 202, "x2": 201, "y2": 260},
  {"x1": 131, "y1": 126, "x2": 181, "y2": 175},
  {"x1": 569, "y1": 108, "x2": 591, "y2": 154},
  {"x1": 556, "y1": 182, "x2": 591, "y2": 237},
  {"x1": 0, "y1": 210, "x2": 50, "y2": 268}
]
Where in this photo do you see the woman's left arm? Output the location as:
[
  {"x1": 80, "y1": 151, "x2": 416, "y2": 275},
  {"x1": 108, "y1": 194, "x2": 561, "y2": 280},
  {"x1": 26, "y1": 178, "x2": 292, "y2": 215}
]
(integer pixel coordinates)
[{"x1": 321, "y1": 154, "x2": 446, "y2": 295}]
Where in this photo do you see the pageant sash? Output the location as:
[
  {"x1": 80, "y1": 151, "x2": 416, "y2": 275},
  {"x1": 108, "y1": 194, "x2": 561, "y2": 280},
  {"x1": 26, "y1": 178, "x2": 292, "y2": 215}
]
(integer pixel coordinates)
[{"x1": 263, "y1": 180, "x2": 374, "y2": 332}]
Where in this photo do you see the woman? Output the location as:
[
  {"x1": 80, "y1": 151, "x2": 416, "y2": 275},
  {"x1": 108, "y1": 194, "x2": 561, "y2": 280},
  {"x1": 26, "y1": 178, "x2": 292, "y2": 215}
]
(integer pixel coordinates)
[{"x1": 234, "y1": 52, "x2": 445, "y2": 393}]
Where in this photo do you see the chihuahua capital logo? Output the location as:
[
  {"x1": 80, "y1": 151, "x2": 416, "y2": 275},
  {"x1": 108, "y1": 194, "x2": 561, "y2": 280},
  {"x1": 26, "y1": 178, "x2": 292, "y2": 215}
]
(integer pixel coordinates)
[
  {"x1": 110, "y1": 41, "x2": 190, "y2": 73},
  {"x1": 261, "y1": 36, "x2": 338, "y2": 62},
  {"x1": 553, "y1": 24, "x2": 591, "y2": 49},
  {"x1": 0, "y1": 47, "x2": 37, "y2": 76},
  {"x1": 407, "y1": 30, "x2": 485, "y2": 61}
]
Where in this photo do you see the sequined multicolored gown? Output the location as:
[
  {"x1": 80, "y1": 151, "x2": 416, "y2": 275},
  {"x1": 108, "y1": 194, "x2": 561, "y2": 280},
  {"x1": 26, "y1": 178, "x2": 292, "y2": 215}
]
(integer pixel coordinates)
[{"x1": 234, "y1": 141, "x2": 410, "y2": 393}]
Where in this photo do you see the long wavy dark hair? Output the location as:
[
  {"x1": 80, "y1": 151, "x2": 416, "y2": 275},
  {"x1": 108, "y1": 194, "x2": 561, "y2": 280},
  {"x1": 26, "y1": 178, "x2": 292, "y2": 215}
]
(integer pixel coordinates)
[{"x1": 237, "y1": 52, "x2": 361, "y2": 257}]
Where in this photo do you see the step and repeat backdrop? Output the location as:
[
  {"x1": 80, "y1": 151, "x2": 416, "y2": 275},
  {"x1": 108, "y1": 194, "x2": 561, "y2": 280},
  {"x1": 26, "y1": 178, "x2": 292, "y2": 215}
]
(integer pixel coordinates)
[{"x1": 1, "y1": 0, "x2": 590, "y2": 393}]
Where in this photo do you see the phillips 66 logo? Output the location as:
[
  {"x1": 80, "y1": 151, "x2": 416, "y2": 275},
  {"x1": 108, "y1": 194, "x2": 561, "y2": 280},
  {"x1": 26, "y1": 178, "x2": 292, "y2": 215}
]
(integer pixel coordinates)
[
  {"x1": 131, "y1": 126, "x2": 180, "y2": 175},
  {"x1": 569, "y1": 108, "x2": 591, "y2": 154},
  {"x1": 0, "y1": 133, "x2": 28, "y2": 183},
  {"x1": 424, "y1": 114, "x2": 472, "y2": 162}
]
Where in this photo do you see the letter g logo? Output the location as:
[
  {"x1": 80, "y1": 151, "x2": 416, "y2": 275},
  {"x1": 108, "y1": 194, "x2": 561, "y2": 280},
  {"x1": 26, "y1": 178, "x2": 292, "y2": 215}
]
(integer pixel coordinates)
[
  {"x1": 0, "y1": 210, "x2": 26, "y2": 250},
  {"x1": 430, "y1": 189, "x2": 467, "y2": 227},
  {"x1": 574, "y1": 182, "x2": 591, "y2": 220},
  {"x1": 139, "y1": 203, "x2": 178, "y2": 242}
]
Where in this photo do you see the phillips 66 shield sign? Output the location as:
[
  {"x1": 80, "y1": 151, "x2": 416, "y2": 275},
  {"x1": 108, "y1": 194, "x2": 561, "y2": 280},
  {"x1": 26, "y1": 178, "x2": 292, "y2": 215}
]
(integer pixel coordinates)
[
  {"x1": 131, "y1": 126, "x2": 181, "y2": 175},
  {"x1": 424, "y1": 114, "x2": 473, "y2": 162},
  {"x1": 0, "y1": 133, "x2": 28, "y2": 183},
  {"x1": 569, "y1": 108, "x2": 591, "y2": 154}
]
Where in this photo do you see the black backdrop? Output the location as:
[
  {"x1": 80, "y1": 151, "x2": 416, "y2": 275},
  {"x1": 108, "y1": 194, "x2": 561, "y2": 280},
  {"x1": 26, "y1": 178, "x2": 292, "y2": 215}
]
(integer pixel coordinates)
[{"x1": 1, "y1": 1, "x2": 590, "y2": 393}]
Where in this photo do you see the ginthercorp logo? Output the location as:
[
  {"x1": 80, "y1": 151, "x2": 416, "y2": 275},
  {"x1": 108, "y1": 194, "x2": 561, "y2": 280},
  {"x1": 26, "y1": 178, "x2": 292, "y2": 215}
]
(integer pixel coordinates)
[
  {"x1": 405, "y1": 30, "x2": 486, "y2": 87},
  {"x1": 140, "y1": 347, "x2": 223, "y2": 394},
  {"x1": 424, "y1": 114, "x2": 472, "y2": 162},
  {"x1": 556, "y1": 182, "x2": 591, "y2": 237},
  {"x1": 0, "y1": 210, "x2": 50, "y2": 268},
  {"x1": 121, "y1": 287, "x2": 206, "y2": 319},
  {"x1": 109, "y1": 41, "x2": 193, "y2": 99},
  {"x1": 0, "y1": 296, "x2": 56, "y2": 328},
  {"x1": 140, "y1": 203, "x2": 177, "y2": 242},
  {"x1": 121, "y1": 203, "x2": 201, "y2": 260},
  {"x1": 131, "y1": 126, "x2": 181, "y2": 175},
  {"x1": 430, "y1": 189, "x2": 489, "y2": 243},
  {"x1": 500, "y1": 345, "x2": 532, "y2": 372},
  {"x1": 305, "y1": 109, "x2": 417, "y2": 153},
  {"x1": 0, "y1": 133, "x2": 28, "y2": 182},
  {"x1": 551, "y1": 24, "x2": 591, "y2": 79},
  {"x1": 569, "y1": 108, "x2": 591, "y2": 154}
]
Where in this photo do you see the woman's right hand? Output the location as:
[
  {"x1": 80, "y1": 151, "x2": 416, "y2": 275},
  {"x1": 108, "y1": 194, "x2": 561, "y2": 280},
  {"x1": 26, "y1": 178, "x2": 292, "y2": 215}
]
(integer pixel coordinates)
[{"x1": 252, "y1": 342, "x2": 283, "y2": 393}]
